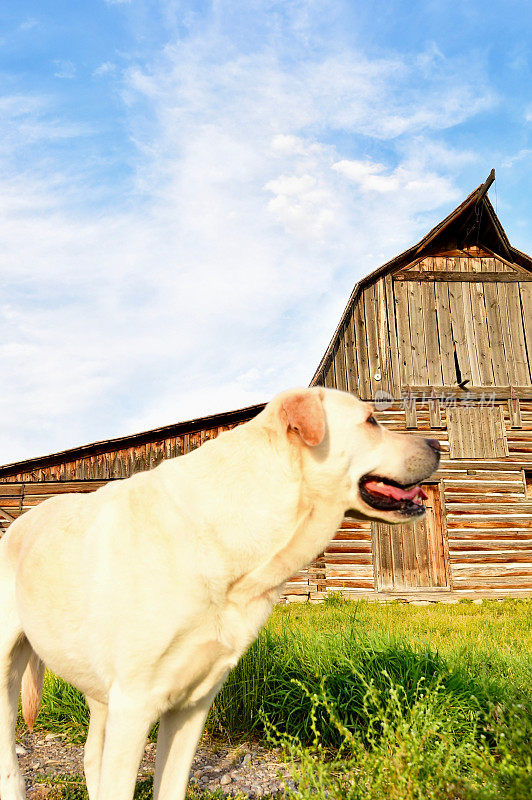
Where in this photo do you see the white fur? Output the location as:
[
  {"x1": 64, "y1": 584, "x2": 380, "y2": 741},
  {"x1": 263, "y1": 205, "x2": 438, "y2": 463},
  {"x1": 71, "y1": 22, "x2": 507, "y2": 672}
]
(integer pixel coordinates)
[{"x1": 0, "y1": 387, "x2": 438, "y2": 800}]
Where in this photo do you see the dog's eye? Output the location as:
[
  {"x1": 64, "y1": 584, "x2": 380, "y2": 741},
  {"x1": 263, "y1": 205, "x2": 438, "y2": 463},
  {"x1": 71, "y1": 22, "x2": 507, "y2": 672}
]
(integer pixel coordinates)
[{"x1": 367, "y1": 415, "x2": 378, "y2": 426}]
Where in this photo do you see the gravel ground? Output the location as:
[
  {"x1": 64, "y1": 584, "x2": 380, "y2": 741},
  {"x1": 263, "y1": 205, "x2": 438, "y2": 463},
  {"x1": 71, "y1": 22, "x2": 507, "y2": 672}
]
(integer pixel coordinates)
[{"x1": 16, "y1": 732, "x2": 298, "y2": 798}]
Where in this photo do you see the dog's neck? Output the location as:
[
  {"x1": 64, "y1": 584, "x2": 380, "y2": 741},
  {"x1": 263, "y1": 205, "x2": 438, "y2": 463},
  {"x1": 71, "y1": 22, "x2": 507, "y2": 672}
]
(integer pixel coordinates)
[
  {"x1": 158, "y1": 416, "x2": 348, "y2": 590},
  {"x1": 226, "y1": 490, "x2": 345, "y2": 608}
]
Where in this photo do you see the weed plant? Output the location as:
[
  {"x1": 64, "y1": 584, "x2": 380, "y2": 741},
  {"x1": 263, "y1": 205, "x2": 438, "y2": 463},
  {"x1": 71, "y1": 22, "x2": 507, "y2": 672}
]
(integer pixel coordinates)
[{"x1": 274, "y1": 679, "x2": 532, "y2": 800}]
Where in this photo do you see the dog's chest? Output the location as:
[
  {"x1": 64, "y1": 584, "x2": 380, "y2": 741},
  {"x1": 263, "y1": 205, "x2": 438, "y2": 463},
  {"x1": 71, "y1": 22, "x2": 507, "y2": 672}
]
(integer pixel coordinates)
[{"x1": 154, "y1": 600, "x2": 270, "y2": 710}]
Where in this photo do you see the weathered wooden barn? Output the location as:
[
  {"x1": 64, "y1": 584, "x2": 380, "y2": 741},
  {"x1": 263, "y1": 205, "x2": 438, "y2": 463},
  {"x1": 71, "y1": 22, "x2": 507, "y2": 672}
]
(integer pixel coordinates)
[{"x1": 2, "y1": 171, "x2": 532, "y2": 601}]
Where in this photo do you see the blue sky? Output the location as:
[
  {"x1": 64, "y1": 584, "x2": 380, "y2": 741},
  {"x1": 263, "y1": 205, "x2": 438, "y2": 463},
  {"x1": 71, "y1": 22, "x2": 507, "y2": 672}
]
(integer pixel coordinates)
[{"x1": 1, "y1": 0, "x2": 532, "y2": 463}]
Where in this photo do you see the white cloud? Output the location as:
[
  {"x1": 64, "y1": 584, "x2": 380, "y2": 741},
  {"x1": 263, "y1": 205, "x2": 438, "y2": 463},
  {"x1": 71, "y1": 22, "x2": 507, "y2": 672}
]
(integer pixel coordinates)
[
  {"x1": 19, "y1": 18, "x2": 39, "y2": 31},
  {"x1": 333, "y1": 160, "x2": 399, "y2": 193},
  {"x1": 332, "y1": 158, "x2": 457, "y2": 203},
  {"x1": 53, "y1": 60, "x2": 76, "y2": 79},
  {"x1": 93, "y1": 61, "x2": 117, "y2": 77},
  {"x1": 501, "y1": 149, "x2": 532, "y2": 169},
  {"x1": 0, "y1": 2, "x2": 492, "y2": 463}
]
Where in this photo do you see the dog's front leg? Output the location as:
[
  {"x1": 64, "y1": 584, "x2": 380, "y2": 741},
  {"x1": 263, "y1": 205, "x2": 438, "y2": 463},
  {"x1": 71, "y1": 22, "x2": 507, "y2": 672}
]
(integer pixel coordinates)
[
  {"x1": 153, "y1": 693, "x2": 215, "y2": 800},
  {"x1": 95, "y1": 687, "x2": 153, "y2": 800},
  {"x1": 84, "y1": 695, "x2": 108, "y2": 800}
]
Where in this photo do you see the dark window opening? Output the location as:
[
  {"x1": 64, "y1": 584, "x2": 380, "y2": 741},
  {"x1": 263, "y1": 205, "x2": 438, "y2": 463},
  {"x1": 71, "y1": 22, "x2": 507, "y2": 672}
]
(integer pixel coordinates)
[{"x1": 453, "y1": 343, "x2": 462, "y2": 386}]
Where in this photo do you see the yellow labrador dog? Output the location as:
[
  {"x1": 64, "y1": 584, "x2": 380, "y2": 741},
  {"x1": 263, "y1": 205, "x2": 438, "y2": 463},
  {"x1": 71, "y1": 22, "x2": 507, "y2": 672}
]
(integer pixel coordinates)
[{"x1": 0, "y1": 388, "x2": 440, "y2": 800}]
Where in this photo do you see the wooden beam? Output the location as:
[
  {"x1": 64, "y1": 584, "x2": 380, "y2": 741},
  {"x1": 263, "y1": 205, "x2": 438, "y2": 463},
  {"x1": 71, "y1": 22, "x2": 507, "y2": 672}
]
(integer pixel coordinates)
[
  {"x1": 477, "y1": 168, "x2": 495, "y2": 203},
  {"x1": 394, "y1": 271, "x2": 532, "y2": 282},
  {"x1": 400, "y1": 386, "x2": 532, "y2": 399},
  {"x1": 429, "y1": 396, "x2": 443, "y2": 428},
  {"x1": 478, "y1": 244, "x2": 531, "y2": 275}
]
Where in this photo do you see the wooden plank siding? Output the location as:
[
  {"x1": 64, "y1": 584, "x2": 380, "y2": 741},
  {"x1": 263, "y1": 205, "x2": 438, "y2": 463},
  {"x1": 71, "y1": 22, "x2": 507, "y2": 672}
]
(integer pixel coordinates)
[
  {"x1": 393, "y1": 279, "x2": 414, "y2": 391},
  {"x1": 363, "y1": 283, "x2": 382, "y2": 397},
  {"x1": 353, "y1": 291, "x2": 371, "y2": 397},
  {"x1": 314, "y1": 256, "x2": 532, "y2": 397},
  {"x1": 327, "y1": 278, "x2": 401, "y2": 400},
  {"x1": 371, "y1": 487, "x2": 448, "y2": 592},
  {"x1": 343, "y1": 309, "x2": 360, "y2": 395},
  {"x1": 448, "y1": 407, "x2": 508, "y2": 459},
  {"x1": 384, "y1": 274, "x2": 401, "y2": 390}
]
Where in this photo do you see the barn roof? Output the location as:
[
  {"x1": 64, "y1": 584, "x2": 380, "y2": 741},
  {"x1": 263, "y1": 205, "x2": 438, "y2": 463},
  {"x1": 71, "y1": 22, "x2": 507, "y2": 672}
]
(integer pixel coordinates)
[
  {"x1": 0, "y1": 402, "x2": 265, "y2": 479},
  {"x1": 310, "y1": 169, "x2": 532, "y2": 385}
]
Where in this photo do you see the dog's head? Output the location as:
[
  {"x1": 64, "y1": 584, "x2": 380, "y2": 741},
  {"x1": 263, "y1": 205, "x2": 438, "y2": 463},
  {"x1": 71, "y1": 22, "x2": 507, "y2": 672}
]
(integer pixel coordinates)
[{"x1": 272, "y1": 387, "x2": 440, "y2": 523}]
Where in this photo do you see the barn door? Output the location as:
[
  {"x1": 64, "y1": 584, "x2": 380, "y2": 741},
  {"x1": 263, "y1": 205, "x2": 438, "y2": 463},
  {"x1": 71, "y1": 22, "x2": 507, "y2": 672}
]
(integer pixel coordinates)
[{"x1": 372, "y1": 484, "x2": 449, "y2": 591}]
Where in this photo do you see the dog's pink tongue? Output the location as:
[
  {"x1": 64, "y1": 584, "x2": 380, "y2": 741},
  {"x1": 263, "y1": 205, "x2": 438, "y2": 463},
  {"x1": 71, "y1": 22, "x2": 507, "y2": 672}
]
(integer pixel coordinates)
[{"x1": 365, "y1": 481, "x2": 427, "y2": 502}]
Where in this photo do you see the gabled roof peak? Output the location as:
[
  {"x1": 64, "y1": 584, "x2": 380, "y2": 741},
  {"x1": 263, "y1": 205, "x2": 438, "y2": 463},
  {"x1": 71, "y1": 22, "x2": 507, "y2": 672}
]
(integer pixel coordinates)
[
  {"x1": 410, "y1": 169, "x2": 509, "y2": 259},
  {"x1": 310, "y1": 171, "x2": 532, "y2": 386}
]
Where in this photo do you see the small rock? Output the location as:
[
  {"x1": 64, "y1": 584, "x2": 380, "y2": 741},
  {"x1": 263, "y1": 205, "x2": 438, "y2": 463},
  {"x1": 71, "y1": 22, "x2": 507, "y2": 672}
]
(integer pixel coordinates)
[
  {"x1": 220, "y1": 774, "x2": 232, "y2": 786},
  {"x1": 15, "y1": 744, "x2": 27, "y2": 755},
  {"x1": 242, "y1": 753, "x2": 252, "y2": 765},
  {"x1": 44, "y1": 733, "x2": 59, "y2": 741}
]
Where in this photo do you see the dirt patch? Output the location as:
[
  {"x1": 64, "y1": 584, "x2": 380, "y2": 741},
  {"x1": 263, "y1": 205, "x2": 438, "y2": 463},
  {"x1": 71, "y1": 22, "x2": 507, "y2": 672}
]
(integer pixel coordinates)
[{"x1": 17, "y1": 731, "x2": 298, "y2": 798}]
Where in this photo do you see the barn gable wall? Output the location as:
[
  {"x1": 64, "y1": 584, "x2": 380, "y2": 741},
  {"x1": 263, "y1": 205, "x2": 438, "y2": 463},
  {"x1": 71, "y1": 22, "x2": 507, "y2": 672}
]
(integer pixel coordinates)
[{"x1": 317, "y1": 250, "x2": 532, "y2": 398}]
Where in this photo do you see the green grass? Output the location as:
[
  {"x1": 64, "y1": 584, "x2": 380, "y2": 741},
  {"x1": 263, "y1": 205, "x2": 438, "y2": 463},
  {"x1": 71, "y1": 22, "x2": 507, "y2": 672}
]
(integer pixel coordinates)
[
  {"x1": 23, "y1": 597, "x2": 532, "y2": 799},
  {"x1": 36, "y1": 671, "x2": 89, "y2": 744}
]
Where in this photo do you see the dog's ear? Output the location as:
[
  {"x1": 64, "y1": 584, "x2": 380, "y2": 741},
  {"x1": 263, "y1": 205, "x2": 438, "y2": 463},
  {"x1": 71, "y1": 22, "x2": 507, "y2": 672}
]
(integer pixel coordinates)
[{"x1": 281, "y1": 391, "x2": 325, "y2": 447}]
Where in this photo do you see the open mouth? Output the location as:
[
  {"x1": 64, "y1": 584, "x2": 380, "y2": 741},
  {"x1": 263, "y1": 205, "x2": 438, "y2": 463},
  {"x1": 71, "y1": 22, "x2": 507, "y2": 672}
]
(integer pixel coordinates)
[{"x1": 359, "y1": 475, "x2": 427, "y2": 517}]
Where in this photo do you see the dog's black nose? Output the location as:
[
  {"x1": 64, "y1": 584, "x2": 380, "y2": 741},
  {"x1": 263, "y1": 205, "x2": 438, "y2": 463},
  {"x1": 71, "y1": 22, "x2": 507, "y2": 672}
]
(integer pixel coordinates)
[{"x1": 426, "y1": 438, "x2": 442, "y2": 453}]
